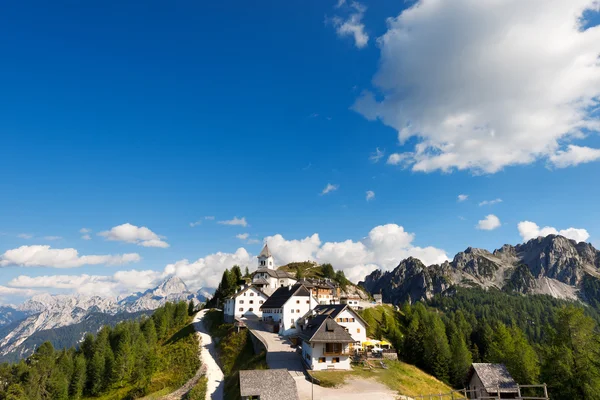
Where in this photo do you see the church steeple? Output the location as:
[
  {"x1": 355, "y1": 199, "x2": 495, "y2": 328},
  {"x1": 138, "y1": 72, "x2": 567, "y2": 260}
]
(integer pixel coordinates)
[{"x1": 258, "y1": 243, "x2": 274, "y2": 269}]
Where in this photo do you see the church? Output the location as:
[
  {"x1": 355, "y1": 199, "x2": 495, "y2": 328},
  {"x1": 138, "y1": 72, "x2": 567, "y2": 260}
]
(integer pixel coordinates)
[{"x1": 223, "y1": 243, "x2": 297, "y2": 323}]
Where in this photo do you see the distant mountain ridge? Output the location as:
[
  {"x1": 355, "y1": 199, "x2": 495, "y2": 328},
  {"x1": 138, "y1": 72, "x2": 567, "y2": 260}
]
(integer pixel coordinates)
[
  {"x1": 0, "y1": 276, "x2": 211, "y2": 361},
  {"x1": 360, "y1": 235, "x2": 600, "y2": 305}
]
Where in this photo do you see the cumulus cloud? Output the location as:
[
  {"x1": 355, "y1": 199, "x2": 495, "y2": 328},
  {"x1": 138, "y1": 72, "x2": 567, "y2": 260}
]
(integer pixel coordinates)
[
  {"x1": 331, "y1": 1, "x2": 369, "y2": 48},
  {"x1": 218, "y1": 217, "x2": 248, "y2": 227},
  {"x1": 236, "y1": 233, "x2": 250, "y2": 240},
  {"x1": 457, "y1": 194, "x2": 468, "y2": 202},
  {"x1": 369, "y1": 147, "x2": 385, "y2": 163},
  {"x1": 366, "y1": 191, "x2": 375, "y2": 201},
  {"x1": 477, "y1": 215, "x2": 501, "y2": 230},
  {"x1": 189, "y1": 220, "x2": 202, "y2": 227},
  {"x1": 518, "y1": 221, "x2": 590, "y2": 242},
  {"x1": 99, "y1": 223, "x2": 169, "y2": 248},
  {"x1": 0, "y1": 245, "x2": 141, "y2": 268},
  {"x1": 80, "y1": 228, "x2": 91, "y2": 233},
  {"x1": 0, "y1": 285, "x2": 38, "y2": 297},
  {"x1": 479, "y1": 198, "x2": 503, "y2": 206},
  {"x1": 387, "y1": 153, "x2": 412, "y2": 166},
  {"x1": 352, "y1": 0, "x2": 600, "y2": 173},
  {"x1": 267, "y1": 224, "x2": 448, "y2": 282},
  {"x1": 80, "y1": 228, "x2": 92, "y2": 240},
  {"x1": 81, "y1": 234, "x2": 91, "y2": 240},
  {"x1": 321, "y1": 183, "x2": 339, "y2": 195},
  {"x1": 548, "y1": 145, "x2": 600, "y2": 168}
]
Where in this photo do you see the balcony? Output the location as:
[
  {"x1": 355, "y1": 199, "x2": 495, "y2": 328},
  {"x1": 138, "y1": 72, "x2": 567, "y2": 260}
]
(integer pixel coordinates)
[{"x1": 323, "y1": 351, "x2": 350, "y2": 356}]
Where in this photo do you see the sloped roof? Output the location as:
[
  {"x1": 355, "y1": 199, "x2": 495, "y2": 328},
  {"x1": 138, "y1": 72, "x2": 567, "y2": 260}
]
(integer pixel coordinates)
[
  {"x1": 260, "y1": 284, "x2": 310, "y2": 309},
  {"x1": 253, "y1": 267, "x2": 293, "y2": 279},
  {"x1": 258, "y1": 243, "x2": 272, "y2": 258},
  {"x1": 239, "y1": 369, "x2": 299, "y2": 400},
  {"x1": 470, "y1": 363, "x2": 518, "y2": 393},
  {"x1": 228, "y1": 285, "x2": 269, "y2": 300},
  {"x1": 253, "y1": 277, "x2": 269, "y2": 285},
  {"x1": 297, "y1": 315, "x2": 354, "y2": 343},
  {"x1": 311, "y1": 304, "x2": 369, "y2": 327}
]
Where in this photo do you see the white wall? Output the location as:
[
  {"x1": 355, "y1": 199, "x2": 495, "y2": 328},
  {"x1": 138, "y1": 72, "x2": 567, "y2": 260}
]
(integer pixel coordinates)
[
  {"x1": 225, "y1": 287, "x2": 268, "y2": 321},
  {"x1": 301, "y1": 342, "x2": 351, "y2": 371},
  {"x1": 280, "y1": 294, "x2": 317, "y2": 335},
  {"x1": 334, "y1": 308, "x2": 367, "y2": 345}
]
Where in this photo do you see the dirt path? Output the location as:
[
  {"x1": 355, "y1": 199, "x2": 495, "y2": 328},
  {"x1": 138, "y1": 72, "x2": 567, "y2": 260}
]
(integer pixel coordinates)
[
  {"x1": 148, "y1": 310, "x2": 223, "y2": 400},
  {"x1": 193, "y1": 310, "x2": 224, "y2": 400}
]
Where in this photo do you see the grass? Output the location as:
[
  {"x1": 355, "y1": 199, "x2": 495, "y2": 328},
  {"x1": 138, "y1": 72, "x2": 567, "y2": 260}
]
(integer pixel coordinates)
[
  {"x1": 204, "y1": 309, "x2": 268, "y2": 400},
  {"x1": 310, "y1": 360, "x2": 463, "y2": 398},
  {"x1": 359, "y1": 304, "x2": 401, "y2": 338},
  {"x1": 82, "y1": 315, "x2": 201, "y2": 400},
  {"x1": 277, "y1": 261, "x2": 324, "y2": 279},
  {"x1": 184, "y1": 376, "x2": 208, "y2": 400}
]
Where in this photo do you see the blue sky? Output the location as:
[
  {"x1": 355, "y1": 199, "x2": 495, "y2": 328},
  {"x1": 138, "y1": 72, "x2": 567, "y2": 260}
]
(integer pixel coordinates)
[{"x1": 1, "y1": 0, "x2": 600, "y2": 303}]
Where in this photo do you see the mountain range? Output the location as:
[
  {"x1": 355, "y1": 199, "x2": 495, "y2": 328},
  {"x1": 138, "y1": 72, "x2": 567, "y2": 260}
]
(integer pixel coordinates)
[
  {"x1": 360, "y1": 234, "x2": 600, "y2": 306},
  {"x1": 0, "y1": 276, "x2": 210, "y2": 362}
]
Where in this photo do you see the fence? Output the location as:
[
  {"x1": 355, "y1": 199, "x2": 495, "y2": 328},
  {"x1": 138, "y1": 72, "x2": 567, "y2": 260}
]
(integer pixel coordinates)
[{"x1": 414, "y1": 384, "x2": 549, "y2": 400}]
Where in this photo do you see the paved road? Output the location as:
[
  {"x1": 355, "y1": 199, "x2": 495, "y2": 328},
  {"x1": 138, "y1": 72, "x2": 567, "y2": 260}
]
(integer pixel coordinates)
[
  {"x1": 244, "y1": 319, "x2": 399, "y2": 400},
  {"x1": 194, "y1": 310, "x2": 224, "y2": 400}
]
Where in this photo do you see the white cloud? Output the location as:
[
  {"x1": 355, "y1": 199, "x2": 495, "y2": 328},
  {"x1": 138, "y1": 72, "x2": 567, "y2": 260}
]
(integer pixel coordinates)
[
  {"x1": 0, "y1": 285, "x2": 38, "y2": 297},
  {"x1": 163, "y1": 248, "x2": 252, "y2": 290},
  {"x1": 205, "y1": 216, "x2": 215, "y2": 220},
  {"x1": 457, "y1": 194, "x2": 469, "y2": 202},
  {"x1": 352, "y1": 0, "x2": 600, "y2": 174},
  {"x1": 236, "y1": 233, "x2": 250, "y2": 240},
  {"x1": 479, "y1": 198, "x2": 503, "y2": 206},
  {"x1": 369, "y1": 147, "x2": 385, "y2": 163},
  {"x1": 386, "y1": 153, "x2": 412, "y2": 166},
  {"x1": 218, "y1": 217, "x2": 248, "y2": 227},
  {"x1": 366, "y1": 190, "x2": 375, "y2": 201},
  {"x1": 79, "y1": 228, "x2": 91, "y2": 233},
  {"x1": 517, "y1": 220, "x2": 590, "y2": 242},
  {"x1": 549, "y1": 145, "x2": 600, "y2": 168},
  {"x1": 43, "y1": 236, "x2": 62, "y2": 241},
  {"x1": 189, "y1": 220, "x2": 202, "y2": 227},
  {"x1": 99, "y1": 223, "x2": 169, "y2": 248},
  {"x1": 247, "y1": 239, "x2": 261, "y2": 245},
  {"x1": 332, "y1": 2, "x2": 369, "y2": 48},
  {"x1": 321, "y1": 183, "x2": 339, "y2": 195},
  {"x1": 477, "y1": 215, "x2": 501, "y2": 230},
  {"x1": 0, "y1": 245, "x2": 141, "y2": 268},
  {"x1": 81, "y1": 234, "x2": 91, "y2": 240},
  {"x1": 267, "y1": 224, "x2": 448, "y2": 282},
  {"x1": 17, "y1": 234, "x2": 33, "y2": 239}
]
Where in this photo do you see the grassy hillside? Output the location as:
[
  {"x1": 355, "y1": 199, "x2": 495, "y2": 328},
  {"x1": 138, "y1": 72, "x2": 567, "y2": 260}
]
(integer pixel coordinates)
[
  {"x1": 359, "y1": 304, "x2": 402, "y2": 339},
  {"x1": 204, "y1": 310, "x2": 267, "y2": 400},
  {"x1": 311, "y1": 360, "x2": 462, "y2": 398},
  {"x1": 277, "y1": 261, "x2": 323, "y2": 278}
]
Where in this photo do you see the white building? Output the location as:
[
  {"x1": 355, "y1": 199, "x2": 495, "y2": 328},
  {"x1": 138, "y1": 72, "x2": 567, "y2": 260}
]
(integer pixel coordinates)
[
  {"x1": 251, "y1": 244, "x2": 296, "y2": 295},
  {"x1": 308, "y1": 304, "x2": 368, "y2": 350},
  {"x1": 340, "y1": 295, "x2": 361, "y2": 309},
  {"x1": 223, "y1": 285, "x2": 269, "y2": 323},
  {"x1": 259, "y1": 284, "x2": 317, "y2": 335},
  {"x1": 298, "y1": 315, "x2": 354, "y2": 371}
]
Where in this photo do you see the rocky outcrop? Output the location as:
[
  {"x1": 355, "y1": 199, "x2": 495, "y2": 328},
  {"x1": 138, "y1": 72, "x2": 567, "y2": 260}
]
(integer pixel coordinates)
[{"x1": 360, "y1": 235, "x2": 600, "y2": 305}]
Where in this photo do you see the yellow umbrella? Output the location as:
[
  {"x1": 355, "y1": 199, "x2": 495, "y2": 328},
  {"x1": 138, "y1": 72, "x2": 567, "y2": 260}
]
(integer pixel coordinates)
[{"x1": 380, "y1": 340, "x2": 392, "y2": 348}]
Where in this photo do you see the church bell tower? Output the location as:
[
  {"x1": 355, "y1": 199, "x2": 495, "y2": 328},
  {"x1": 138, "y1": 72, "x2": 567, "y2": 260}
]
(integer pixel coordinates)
[{"x1": 257, "y1": 243, "x2": 274, "y2": 270}]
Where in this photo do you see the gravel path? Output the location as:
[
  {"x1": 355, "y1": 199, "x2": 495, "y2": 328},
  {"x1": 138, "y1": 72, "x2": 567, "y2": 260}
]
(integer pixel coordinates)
[{"x1": 193, "y1": 310, "x2": 224, "y2": 400}]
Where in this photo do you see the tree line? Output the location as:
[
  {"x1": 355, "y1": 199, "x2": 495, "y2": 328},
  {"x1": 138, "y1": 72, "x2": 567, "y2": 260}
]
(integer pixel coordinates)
[
  {"x1": 364, "y1": 288, "x2": 600, "y2": 399},
  {"x1": 0, "y1": 301, "x2": 195, "y2": 400}
]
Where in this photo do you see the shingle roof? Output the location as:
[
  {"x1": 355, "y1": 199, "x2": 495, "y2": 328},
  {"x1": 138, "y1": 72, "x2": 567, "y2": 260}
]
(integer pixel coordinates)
[
  {"x1": 239, "y1": 369, "x2": 299, "y2": 400},
  {"x1": 258, "y1": 243, "x2": 272, "y2": 258},
  {"x1": 470, "y1": 363, "x2": 518, "y2": 393},
  {"x1": 310, "y1": 304, "x2": 369, "y2": 327},
  {"x1": 297, "y1": 315, "x2": 354, "y2": 343},
  {"x1": 253, "y1": 277, "x2": 270, "y2": 285},
  {"x1": 260, "y1": 284, "x2": 310, "y2": 309},
  {"x1": 253, "y1": 267, "x2": 294, "y2": 279},
  {"x1": 229, "y1": 285, "x2": 269, "y2": 300}
]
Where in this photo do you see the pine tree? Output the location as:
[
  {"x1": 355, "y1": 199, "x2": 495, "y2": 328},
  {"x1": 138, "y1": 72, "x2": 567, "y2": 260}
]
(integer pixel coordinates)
[
  {"x1": 423, "y1": 313, "x2": 451, "y2": 383},
  {"x1": 449, "y1": 331, "x2": 472, "y2": 387},
  {"x1": 141, "y1": 317, "x2": 158, "y2": 348},
  {"x1": 188, "y1": 299, "x2": 195, "y2": 316},
  {"x1": 69, "y1": 354, "x2": 86, "y2": 399}
]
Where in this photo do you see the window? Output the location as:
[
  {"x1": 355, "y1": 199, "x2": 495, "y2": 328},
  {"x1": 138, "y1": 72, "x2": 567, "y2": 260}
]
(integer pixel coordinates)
[
  {"x1": 259, "y1": 300, "x2": 263, "y2": 304},
  {"x1": 318, "y1": 357, "x2": 326, "y2": 363},
  {"x1": 325, "y1": 343, "x2": 342, "y2": 353},
  {"x1": 249, "y1": 308, "x2": 253, "y2": 312},
  {"x1": 249, "y1": 300, "x2": 254, "y2": 304},
  {"x1": 291, "y1": 319, "x2": 294, "y2": 324},
  {"x1": 332, "y1": 357, "x2": 340, "y2": 363},
  {"x1": 296, "y1": 300, "x2": 300, "y2": 304},
  {"x1": 250, "y1": 293, "x2": 254, "y2": 296},
  {"x1": 357, "y1": 328, "x2": 361, "y2": 333},
  {"x1": 239, "y1": 300, "x2": 244, "y2": 304},
  {"x1": 239, "y1": 308, "x2": 243, "y2": 312},
  {"x1": 350, "y1": 318, "x2": 355, "y2": 322},
  {"x1": 291, "y1": 309, "x2": 294, "y2": 313},
  {"x1": 296, "y1": 309, "x2": 300, "y2": 313},
  {"x1": 306, "y1": 300, "x2": 310, "y2": 304}
]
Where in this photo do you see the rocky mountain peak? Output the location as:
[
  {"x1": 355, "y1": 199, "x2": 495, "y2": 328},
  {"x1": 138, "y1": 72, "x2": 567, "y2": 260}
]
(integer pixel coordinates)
[{"x1": 153, "y1": 276, "x2": 189, "y2": 297}]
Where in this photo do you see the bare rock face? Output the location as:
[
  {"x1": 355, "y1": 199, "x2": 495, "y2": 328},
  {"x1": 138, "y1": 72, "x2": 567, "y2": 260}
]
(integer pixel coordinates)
[{"x1": 360, "y1": 235, "x2": 600, "y2": 305}]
